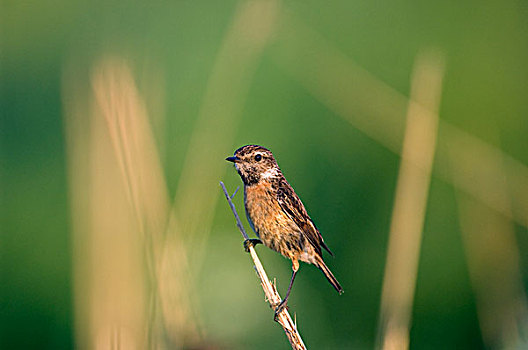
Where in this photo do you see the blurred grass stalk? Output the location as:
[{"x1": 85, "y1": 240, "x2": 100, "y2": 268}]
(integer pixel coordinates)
[
  {"x1": 63, "y1": 58, "x2": 198, "y2": 348},
  {"x1": 63, "y1": 61, "x2": 149, "y2": 348},
  {"x1": 92, "y1": 58, "x2": 203, "y2": 348},
  {"x1": 449, "y1": 137, "x2": 528, "y2": 348},
  {"x1": 376, "y1": 50, "x2": 445, "y2": 350}
]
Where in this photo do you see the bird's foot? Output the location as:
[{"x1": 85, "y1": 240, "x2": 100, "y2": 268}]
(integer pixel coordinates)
[
  {"x1": 243, "y1": 238, "x2": 262, "y2": 253},
  {"x1": 273, "y1": 299, "x2": 289, "y2": 321}
]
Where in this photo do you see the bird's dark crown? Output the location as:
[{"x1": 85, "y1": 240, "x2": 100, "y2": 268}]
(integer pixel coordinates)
[{"x1": 226, "y1": 145, "x2": 281, "y2": 185}]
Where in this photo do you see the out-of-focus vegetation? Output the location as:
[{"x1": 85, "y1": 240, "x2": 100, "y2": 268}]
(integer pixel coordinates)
[{"x1": 2, "y1": 0, "x2": 528, "y2": 349}]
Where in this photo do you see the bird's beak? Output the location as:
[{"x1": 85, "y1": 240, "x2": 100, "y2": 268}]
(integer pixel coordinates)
[{"x1": 225, "y1": 156, "x2": 240, "y2": 163}]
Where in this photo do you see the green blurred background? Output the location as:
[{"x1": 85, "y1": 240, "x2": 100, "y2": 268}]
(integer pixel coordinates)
[{"x1": 2, "y1": 0, "x2": 528, "y2": 349}]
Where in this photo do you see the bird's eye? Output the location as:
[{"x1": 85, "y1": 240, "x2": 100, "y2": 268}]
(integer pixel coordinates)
[{"x1": 254, "y1": 154, "x2": 262, "y2": 162}]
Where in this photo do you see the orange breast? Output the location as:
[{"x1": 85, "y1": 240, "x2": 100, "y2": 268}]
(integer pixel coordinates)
[{"x1": 244, "y1": 182, "x2": 305, "y2": 259}]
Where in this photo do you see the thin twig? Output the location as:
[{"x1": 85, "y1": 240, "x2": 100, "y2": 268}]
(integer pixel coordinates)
[
  {"x1": 220, "y1": 182, "x2": 307, "y2": 350},
  {"x1": 230, "y1": 186, "x2": 240, "y2": 200}
]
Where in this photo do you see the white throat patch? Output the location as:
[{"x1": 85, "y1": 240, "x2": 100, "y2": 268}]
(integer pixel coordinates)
[{"x1": 261, "y1": 167, "x2": 279, "y2": 179}]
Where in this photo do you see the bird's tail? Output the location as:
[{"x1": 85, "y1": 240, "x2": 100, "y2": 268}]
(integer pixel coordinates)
[{"x1": 315, "y1": 256, "x2": 344, "y2": 294}]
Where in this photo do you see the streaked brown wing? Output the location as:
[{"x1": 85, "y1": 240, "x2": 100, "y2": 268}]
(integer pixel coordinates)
[{"x1": 276, "y1": 177, "x2": 333, "y2": 257}]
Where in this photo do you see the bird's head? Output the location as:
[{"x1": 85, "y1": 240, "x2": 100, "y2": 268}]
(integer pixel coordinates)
[{"x1": 226, "y1": 145, "x2": 280, "y2": 185}]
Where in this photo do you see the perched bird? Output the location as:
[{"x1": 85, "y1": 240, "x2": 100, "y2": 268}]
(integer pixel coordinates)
[{"x1": 226, "y1": 145, "x2": 343, "y2": 318}]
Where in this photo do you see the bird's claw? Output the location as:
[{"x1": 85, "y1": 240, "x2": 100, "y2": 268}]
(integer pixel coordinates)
[
  {"x1": 243, "y1": 238, "x2": 262, "y2": 253},
  {"x1": 273, "y1": 299, "x2": 288, "y2": 321}
]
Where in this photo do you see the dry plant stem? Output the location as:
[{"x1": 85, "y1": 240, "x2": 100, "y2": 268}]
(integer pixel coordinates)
[{"x1": 220, "y1": 182, "x2": 307, "y2": 350}]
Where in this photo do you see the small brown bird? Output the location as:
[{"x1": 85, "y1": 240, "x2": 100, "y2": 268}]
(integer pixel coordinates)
[{"x1": 226, "y1": 145, "x2": 343, "y2": 318}]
